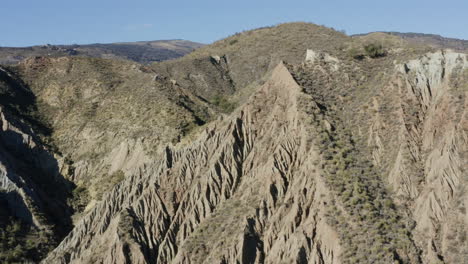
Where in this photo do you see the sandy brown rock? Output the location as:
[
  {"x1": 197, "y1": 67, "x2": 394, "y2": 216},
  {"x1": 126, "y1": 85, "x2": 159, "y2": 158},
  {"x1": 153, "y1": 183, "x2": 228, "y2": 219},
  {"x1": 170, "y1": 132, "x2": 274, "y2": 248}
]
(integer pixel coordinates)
[
  {"x1": 43, "y1": 62, "x2": 347, "y2": 264},
  {"x1": 366, "y1": 50, "x2": 468, "y2": 263},
  {"x1": 2, "y1": 23, "x2": 467, "y2": 263}
]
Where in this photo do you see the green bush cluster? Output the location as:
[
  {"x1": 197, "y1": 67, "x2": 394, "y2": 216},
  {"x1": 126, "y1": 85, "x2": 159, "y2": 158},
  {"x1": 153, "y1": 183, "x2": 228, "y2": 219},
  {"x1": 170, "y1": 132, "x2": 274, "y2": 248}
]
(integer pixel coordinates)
[
  {"x1": 210, "y1": 95, "x2": 236, "y2": 113},
  {"x1": 0, "y1": 218, "x2": 53, "y2": 263},
  {"x1": 68, "y1": 185, "x2": 90, "y2": 212},
  {"x1": 364, "y1": 43, "x2": 386, "y2": 58},
  {"x1": 347, "y1": 43, "x2": 386, "y2": 60}
]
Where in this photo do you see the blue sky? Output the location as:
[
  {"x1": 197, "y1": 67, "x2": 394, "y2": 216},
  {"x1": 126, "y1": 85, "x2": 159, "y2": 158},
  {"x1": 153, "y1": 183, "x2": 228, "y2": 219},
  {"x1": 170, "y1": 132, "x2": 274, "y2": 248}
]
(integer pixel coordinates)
[{"x1": 2, "y1": 0, "x2": 467, "y2": 46}]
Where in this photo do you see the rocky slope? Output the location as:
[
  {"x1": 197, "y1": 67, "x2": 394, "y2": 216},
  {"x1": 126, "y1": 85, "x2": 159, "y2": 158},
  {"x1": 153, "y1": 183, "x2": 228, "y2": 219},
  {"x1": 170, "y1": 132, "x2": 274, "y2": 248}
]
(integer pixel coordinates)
[
  {"x1": 41, "y1": 62, "x2": 338, "y2": 263},
  {"x1": 0, "y1": 23, "x2": 467, "y2": 263},
  {"x1": 0, "y1": 56, "x2": 211, "y2": 262},
  {"x1": 43, "y1": 48, "x2": 468, "y2": 263},
  {"x1": 15, "y1": 56, "x2": 214, "y2": 206},
  {"x1": 151, "y1": 23, "x2": 350, "y2": 102},
  {"x1": 0, "y1": 40, "x2": 204, "y2": 65},
  {"x1": 372, "y1": 50, "x2": 468, "y2": 263},
  {"x1": 43, "y1": 61, "x2": 416, "y2": 264}
]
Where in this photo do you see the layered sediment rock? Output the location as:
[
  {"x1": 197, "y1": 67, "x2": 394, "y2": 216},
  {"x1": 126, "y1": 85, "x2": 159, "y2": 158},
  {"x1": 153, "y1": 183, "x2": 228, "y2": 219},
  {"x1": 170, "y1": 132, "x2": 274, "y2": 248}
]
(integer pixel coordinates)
[
  {"x1": 366, "y1": 50, "x2": 468, "y2": 263},
  {"x1": 2, "y1": 34, "x2": 467, "y2": 263},
  {"x1": 44, "y1": 63, "x2": 346, "y2": 263}
]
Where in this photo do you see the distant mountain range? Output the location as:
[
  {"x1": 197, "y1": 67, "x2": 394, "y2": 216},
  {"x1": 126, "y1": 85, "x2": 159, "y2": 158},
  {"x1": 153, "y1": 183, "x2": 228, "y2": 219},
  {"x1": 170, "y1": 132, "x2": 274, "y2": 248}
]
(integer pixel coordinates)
[
  {"x1": 354, "y1": 32, "x2": 468, "y2": 51},
  {"x1": 0, "y1": 39, "x2": 204, "y2": 65},
  {"x1": 2, "y1": 32, "x2": 466, "y2": 67}
]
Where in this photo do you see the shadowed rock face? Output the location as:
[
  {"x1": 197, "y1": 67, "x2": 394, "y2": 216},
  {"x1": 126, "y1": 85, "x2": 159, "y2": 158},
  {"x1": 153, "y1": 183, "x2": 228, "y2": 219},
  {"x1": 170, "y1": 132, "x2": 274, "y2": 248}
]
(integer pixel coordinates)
[
  {"x1": 0, "y1": 67, "x2": 74, "y2": 222},
  {"x1": 0, "y1": 84, "x2": 75, "y2": 260}
]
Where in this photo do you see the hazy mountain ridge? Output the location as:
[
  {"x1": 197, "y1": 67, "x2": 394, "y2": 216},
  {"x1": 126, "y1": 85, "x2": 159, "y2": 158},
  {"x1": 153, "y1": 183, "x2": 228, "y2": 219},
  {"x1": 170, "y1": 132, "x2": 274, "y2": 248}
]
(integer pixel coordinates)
[
  {"x1": 0, "y1": 40, "x2": 204, "y2": 65},
  {"x1": 354, "y1": 32, "x2": 468, "y2": 51}
]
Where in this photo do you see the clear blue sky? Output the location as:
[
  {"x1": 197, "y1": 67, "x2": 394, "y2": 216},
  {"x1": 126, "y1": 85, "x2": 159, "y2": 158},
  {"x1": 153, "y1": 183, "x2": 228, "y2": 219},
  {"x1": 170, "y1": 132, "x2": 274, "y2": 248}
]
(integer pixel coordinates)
[{"x1": 2, "y1": 0, "x2": 467, "y2": 46}]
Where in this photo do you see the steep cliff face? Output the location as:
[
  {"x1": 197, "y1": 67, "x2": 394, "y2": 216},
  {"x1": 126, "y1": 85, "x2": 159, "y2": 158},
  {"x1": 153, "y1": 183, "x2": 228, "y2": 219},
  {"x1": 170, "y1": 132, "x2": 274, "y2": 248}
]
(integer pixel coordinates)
[
  {"x1": 291, "y1": 47, "x2": 468, "y2": 263},
  {"x1": 43, "y1": 62, "x2": 345, "y2": 263},
  {"x1": 0, "y1": 67, "x2": 74, "y2": 262},
  {"x1": 366, "y1": 50, "x2": 468, "y2": 263},
  {"x1": 42, "y1": 59, "x2": 430, "y2": 264}
]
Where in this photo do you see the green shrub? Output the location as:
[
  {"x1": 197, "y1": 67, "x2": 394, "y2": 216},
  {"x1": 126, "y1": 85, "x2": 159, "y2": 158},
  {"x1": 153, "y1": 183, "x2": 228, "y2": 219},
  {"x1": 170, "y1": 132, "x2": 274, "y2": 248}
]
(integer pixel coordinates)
[
  {"x1": 0, "y1": 217, "x2": 53, "y2": 263},
  {"x1": 229, "y1": 39, "x2": 238, "y2": 45},
  {"x1": 211, "y1": 95, "x2": 236, "y2": 113},
  {"x1": 364, "y1": 43, "x2": 386, "y2": 58},
  {"x1": 348, "y1": 47, "x2": 365, "y2": 60},
  {"x1": 68, "y1": 185, "x2": 90, "y2": 212}
]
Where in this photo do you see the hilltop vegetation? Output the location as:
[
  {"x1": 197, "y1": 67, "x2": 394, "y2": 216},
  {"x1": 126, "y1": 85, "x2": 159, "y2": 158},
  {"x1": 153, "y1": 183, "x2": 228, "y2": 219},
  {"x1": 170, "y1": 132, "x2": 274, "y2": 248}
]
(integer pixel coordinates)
[{"x1": 152, "y1": 23, "x2": 349, "y2": 99}]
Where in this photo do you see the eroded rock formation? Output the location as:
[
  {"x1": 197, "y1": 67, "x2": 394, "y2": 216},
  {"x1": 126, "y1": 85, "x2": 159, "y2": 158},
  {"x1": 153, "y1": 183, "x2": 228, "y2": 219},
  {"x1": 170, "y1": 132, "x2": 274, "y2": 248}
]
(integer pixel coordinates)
[{"x1": 0, "y1": 23, "x2": 467, "y2": 264}]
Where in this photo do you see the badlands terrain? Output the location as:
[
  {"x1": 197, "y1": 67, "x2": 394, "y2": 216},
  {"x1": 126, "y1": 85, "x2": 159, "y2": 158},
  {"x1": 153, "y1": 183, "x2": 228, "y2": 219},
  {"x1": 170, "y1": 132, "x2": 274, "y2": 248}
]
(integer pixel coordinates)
[{"x1": 0, "y1": 23, "x2": 467, "y2": 263}]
